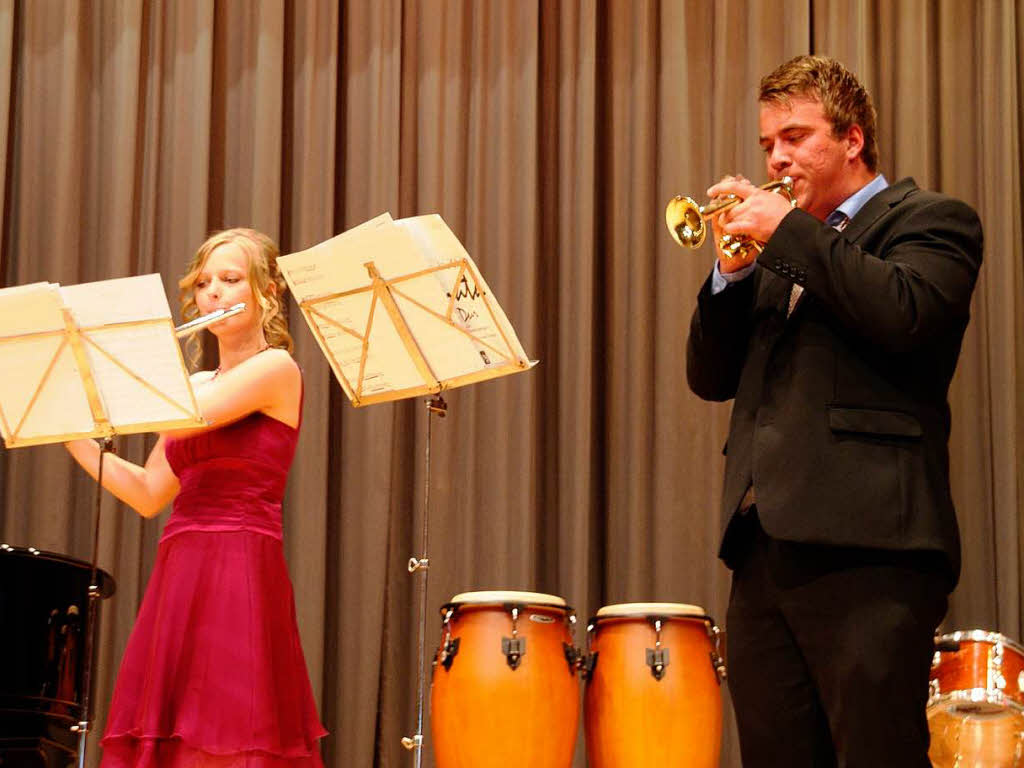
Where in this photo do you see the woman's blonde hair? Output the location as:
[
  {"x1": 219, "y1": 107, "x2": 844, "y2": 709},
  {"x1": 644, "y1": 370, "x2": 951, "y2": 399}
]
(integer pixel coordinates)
[{"x1": 178, "y1": 228, "x2": 293, "y2": 369}]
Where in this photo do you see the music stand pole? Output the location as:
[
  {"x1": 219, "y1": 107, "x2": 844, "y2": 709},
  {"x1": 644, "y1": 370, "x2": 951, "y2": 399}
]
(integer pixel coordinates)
[
  {"x1": 402, "y1": 395, "x2": 447, "y2": 766},
  {"x1": 73, "y1": 436, "x2": 113, "y2": 768}
]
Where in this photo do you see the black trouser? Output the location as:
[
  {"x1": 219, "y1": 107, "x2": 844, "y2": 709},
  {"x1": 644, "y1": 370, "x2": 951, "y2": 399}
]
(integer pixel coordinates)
[{"x1": 725, "y1": 511, "x2": 948, "y2": 767}]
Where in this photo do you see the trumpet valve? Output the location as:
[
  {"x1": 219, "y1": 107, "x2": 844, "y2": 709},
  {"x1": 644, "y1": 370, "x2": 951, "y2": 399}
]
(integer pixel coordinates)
[{"x1": 665, "y1": 176, "x2": 795, "y2": 252}]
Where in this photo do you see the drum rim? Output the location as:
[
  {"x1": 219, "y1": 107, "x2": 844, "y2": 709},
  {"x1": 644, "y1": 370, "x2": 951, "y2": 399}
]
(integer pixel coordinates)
[
  {"x1": 0, "y1": 544, "x2": 115, "y2": 597},
  {"x1": 936, "y1": 629, "x2": 1024, "y2": 657},
  {"x1": 593, "y1": 602, "x2": 708, "y2": 619},
  {"x1": 446, "y1": 590, "x2": 568, "y2": 608},
  {"x1": 928, "y1": 689, "x2": 1024, "y2": 716}
]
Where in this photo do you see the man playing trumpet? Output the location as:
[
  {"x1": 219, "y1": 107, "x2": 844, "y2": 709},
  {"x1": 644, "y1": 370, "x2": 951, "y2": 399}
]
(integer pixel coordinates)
[{"x1": 685, "y1": 55, "x2": 983, "y2": 765}]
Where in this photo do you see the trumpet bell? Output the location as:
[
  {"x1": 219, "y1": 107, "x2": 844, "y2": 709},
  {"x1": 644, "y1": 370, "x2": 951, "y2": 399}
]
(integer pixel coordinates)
[
  {"x1": 664, "y1": 176, "x2": 795, "y2": 258},
  {"x1": 666, "y1": 195, "x2": 706, "y2": 249}
]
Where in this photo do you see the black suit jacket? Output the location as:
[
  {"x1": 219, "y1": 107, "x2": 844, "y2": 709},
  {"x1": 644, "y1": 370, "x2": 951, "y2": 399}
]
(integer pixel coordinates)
[{"x1": 686, "y1": 178, "x2": 983, "y2": 586}]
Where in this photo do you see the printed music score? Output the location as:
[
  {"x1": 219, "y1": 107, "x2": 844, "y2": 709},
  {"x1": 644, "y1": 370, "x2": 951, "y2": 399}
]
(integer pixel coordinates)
[
  {"x1": 0, "y1": 274, "x2": 203, "y2": 447},
  {"x1": 279, "y1": 213, "x2": 535, "y2": 407}
]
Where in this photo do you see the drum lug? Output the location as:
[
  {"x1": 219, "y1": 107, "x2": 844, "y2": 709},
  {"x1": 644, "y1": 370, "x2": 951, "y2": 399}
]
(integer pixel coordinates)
[
  {"x1": 644, "y1": 617, "x2": 670, "y2": 681},
  {"x1": 706, "y1": 620, "x2": 727, "y2": 683},
  {"x1": 502, "y1": 636, "x2": 526, "y2": 670},
  {"x1": 989, "y1": 641, "x2": 1008, "y2": 691},
  {"x1": 579, "y1": 651, "x2": 598, "y2": 680},
  {"x1": 435, "y1": 636, "x2": 460, "y2": 671},
  {"x1": 646, "y1": 648, "x2": 670, "y2": 681},
  {"x1": 709, "y1": 651, "x2": 727, "y2": 683},
  {"x1": 563, "y1": 642, "x2": 583, "y2": 676},
  {"x1": 434, "y1": 608, "x2": 459, "y2": 672}
]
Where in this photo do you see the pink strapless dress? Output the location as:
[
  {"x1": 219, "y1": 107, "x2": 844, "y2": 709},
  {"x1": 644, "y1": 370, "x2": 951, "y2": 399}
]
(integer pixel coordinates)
[{"x1": 99, "y1": 411, "x2": 327, "y2": 768}]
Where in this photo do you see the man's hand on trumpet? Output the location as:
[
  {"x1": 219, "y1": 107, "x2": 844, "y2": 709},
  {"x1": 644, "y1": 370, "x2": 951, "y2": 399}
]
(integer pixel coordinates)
[{"x1": 707, "y1": 175, "x2": 794, "y2": 272}]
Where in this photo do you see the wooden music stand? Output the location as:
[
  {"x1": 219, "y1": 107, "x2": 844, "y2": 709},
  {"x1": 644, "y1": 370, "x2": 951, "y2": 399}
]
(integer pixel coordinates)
[
  {"x1": 279, "y1": 214, "x2": 535, "y2": 767},
  {"x1": 278, "y1": 213, "x2": 534, "y2": 408},
  {"x1": 0, "y1": 273, "x2": 205, "y2": 768},
  {"x1": 0, "y1": 274, "x2": 205, "y2": 447}
]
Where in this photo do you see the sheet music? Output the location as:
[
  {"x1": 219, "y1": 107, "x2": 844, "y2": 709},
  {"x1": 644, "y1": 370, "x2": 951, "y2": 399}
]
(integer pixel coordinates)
[
  {"x1": 284, "y1": 213, "x2": 395, "y2": 304},
  {"x1": 62, "y1": 274, "x2": 197, "y2": 429},
  {"x1": 0, "y1": 283, "x2": 95, "y2": 440},
  {"x1": 393, "y1": 215, "x2": 531, "y2": 379},
  {"x1": 283, "y1": 222, "x2": 428, "y2": 395},
  {"x1": 280, "y1": 212, "x2": 534, "y2": 406},
  {"x1": 0, "y1": 335, "x2": 96, "y2": 440},
  {"x1": 0, "y1": 274, "x2": 202, "y2": 447},
  {"x1": 60, "y1": 273, "x2": 171, "y2": 326},
  {"x1": 0, "y1": 282, "x2": 65, "y2": 336},
  {"x1": 83, "y1": 325, "x2": 196, "y2": 426}
]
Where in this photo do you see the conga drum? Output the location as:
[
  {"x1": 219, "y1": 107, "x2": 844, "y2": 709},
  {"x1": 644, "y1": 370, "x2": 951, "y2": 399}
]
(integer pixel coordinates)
[
  {"x1": 429, "y1": 590, "x2": 580, "y2": 768},
  {"x1": 928, "y1": 630, "x2": 1024, "y2": 767},
  {"x1": 583, "y1": 603, "x2": 725, "y2": 768}
]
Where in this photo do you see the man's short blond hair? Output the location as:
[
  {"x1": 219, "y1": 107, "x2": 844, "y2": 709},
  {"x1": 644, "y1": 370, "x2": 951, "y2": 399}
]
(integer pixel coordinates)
[{"x1": 760, "y1": 55, "x2": 879, "y2": 173}]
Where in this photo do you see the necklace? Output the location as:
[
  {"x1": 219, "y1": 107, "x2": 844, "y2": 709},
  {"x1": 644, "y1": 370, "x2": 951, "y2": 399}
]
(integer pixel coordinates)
[{"x1": 210, "y1": 344, "x2": 271, "y2": 381}]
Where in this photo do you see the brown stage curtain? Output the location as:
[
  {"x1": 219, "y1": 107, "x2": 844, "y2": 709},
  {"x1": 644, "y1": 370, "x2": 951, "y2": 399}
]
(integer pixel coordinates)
[{"x1": 0, "y1": 2, "x2": 1021, "y2": 766}]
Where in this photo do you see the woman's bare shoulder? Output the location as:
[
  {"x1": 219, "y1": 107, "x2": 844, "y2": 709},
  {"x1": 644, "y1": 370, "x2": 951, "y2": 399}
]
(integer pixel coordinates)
[{"x1": 260, "y1": 347, "x2": 301, "y2": 380}]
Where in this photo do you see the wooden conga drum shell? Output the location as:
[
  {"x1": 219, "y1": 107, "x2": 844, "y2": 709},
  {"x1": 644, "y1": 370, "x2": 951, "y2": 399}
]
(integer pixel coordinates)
[
  {"x1": 584, "y1": 604, "x2": 722, "y2": 768},
  {"x1": 929, "y1": 630, "x2": 1024, "y2": 768},
  {"x1": 430, "y1": 592, "x2": 580, "y2": 768}
]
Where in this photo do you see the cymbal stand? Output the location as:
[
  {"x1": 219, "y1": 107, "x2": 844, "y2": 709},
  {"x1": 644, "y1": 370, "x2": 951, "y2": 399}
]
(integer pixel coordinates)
[
  {"x1": 71, "y1": 436, "x2": 112, "y2": 768},
  {"x1": 402, "y1": 395, "x2": 447, "y2": 767}
]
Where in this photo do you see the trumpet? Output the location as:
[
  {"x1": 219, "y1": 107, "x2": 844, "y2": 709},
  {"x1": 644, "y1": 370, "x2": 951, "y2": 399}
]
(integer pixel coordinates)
[
  {"x1": 665, "y1": 176, "x2": 795, "y2": 258},
  {"x1": 174, "y1": 303, "x2": 247, "y2": 338}
]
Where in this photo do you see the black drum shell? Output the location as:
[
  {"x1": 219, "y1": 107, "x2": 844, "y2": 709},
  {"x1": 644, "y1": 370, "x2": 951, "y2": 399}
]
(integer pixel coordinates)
[{"x1": 0, "y1": 546, "x2": 115, "y2": 764}]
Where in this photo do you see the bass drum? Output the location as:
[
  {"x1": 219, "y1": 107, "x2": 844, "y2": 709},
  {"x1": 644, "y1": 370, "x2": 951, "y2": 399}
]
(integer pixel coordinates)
[
  {"x1": 929, "y1": 629, "x2": 1024, "y2": 767},
  {"x1": 583, "y1": 602, "x2": 725, "y2": 768},
  {"x1": 0, "y1": 545, "x2": 115, "y2": 767},
  {"x1": 430, "y1": 590, "x2": 580, "y2": 768}
]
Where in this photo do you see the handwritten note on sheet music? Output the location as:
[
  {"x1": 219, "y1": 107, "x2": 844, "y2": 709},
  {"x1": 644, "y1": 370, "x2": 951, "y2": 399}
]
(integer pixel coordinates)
[
  {"x1": 393, "y1": 215, "x2": 528, "y2": 379},
  {"x1": 280, "y1": 213, "x2": 534, "y2": 406}
]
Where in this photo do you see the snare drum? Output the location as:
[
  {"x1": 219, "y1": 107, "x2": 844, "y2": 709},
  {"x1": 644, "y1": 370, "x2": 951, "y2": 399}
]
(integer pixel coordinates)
[
  {"x1": 583, "y1": 603, "x2": 725, "y2": 768},
  {"x1": 429, "y1": 590, "x2": 580, "y2": 768},
  {"x1": 928, "y1": 629, "x2": 1024, "y2": 767}
]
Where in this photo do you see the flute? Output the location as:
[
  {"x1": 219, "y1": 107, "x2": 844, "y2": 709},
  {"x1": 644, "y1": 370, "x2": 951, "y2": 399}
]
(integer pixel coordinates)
[{"x1": 174, "y1": 303, "x2": 246, "y2": 338}]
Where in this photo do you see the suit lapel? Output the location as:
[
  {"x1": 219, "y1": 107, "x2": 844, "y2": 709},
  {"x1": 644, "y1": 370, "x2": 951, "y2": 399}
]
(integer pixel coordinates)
[
  {"x1": 781, "y1": 179, "x2": 917, "y2": 323},
  {"x1": 841, "y1": 177, "x2": 918, "y2": 243}
]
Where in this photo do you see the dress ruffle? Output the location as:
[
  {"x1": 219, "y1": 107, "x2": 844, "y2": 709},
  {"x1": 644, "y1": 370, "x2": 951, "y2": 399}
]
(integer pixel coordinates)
[
  {"x1": 100, "y1": 737, "x2": 323, "y2": 768},
  {"x1": 100, "y1": 531, "x2": 326, "y2": 767}
]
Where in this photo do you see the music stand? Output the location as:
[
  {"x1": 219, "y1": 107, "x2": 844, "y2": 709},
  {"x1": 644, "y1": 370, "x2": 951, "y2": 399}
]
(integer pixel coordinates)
[
  {"x1": 279, "y1": 214, "x2": 535, "y2": 766},
  {"x1": 0, "y1": 273, "x2": 205, "y2": 768}
]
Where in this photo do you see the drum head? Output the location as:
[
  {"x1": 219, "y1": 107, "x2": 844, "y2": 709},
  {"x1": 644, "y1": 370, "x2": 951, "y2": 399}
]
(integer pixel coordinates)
[
  {"x1": 595, "y1": 602, "x2": 706, "y2": 619},
  {"x1": 448, "y1": 590, "x2": 567, "y2": 608}
]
